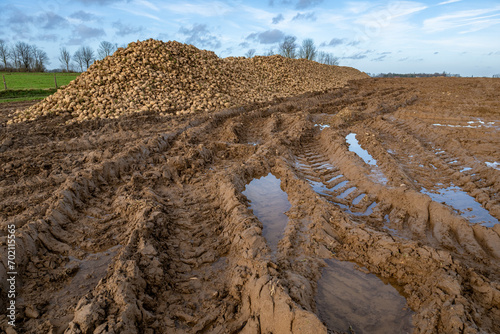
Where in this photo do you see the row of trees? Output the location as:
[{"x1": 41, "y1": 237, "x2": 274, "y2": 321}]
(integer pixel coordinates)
[
  {"x1": 61, "y1": 41, "x2": 117, "y2": 72},
  {"x1": 2, "y1": 37, "x2": 339, "y2": 72},
  {"x1": 0, "y1": 40, "x2": 50, "y2": 72},
  {"x1": 373, "y1": 72, "x2": 461, "y2": 78},
  {"x1": 0, "y1": 40, "x2": 118, "y2": 72},
  {"x1": 277, "y1": 36, "x2": 339, "y2": 65},
  {"x1": 244, "y1": 37, "x2": 339, "y2": 66}
]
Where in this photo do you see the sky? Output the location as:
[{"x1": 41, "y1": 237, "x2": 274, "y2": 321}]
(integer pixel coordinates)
[{"x1": 1, "y1": 0, "x2": 499, "y2": 76}]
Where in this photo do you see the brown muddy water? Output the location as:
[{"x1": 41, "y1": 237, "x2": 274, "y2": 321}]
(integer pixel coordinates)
[
  {"x1": 316, "y1": 259, "x2": 414, "y2": 334},
  {"x1": 242, "y1": 173, "x2": 291, "y2": 253}
]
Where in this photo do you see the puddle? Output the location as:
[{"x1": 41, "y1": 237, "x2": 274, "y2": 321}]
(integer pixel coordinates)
[
  {"x1": 460, "y1": 167, "x2": 472, "y2": 173},
  {"x1": 432, "y1": 119, "x2": 499, "y2": 130},
  {"x1": 364, "y1": 202, "x2": 377, "y2": 215},
  {"x1": 331, "y1": 180, "x2": 349, "y2": 191},
  {"x1": 316, "y1": 259, "x2": 413, "y2": 334},
  {"x1": 346, "y1": 133, "x2": 377, "y2": 166},
  {"x1": 326, "y1": 174, "x2": 343, "y2": 183},
  {"x1": 314, "y1": 123, "x2": 331, "y2": 131},
  {"x1": 309, "y1": 180, "x2": 332, "y2": 197},
  {"x1": 248, "y1": 142, "x2": 259, "y2": 146},
  {"x1": 352, "y1": 194, "x2": 366, "y2": 205},
  {"x1": 485, "y1": 162, "x2": 500, "y2": 171},
  {"x1": 346, "y1": 133, "x2": 388, "y2": 184},
  {"x1": 338, "y1": 187, "x2": 356, "y2": 199},
  {"x1": 422, "y1": 185, "x2": 498, "y2": 227},
  {"x1": 242, "y1": 173, "x2": 291, "y2": 253}
]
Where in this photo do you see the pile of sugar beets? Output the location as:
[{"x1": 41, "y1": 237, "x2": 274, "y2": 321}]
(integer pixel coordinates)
[{"x1": 11, "y1": 39, "x2": 368, "y2": 123}]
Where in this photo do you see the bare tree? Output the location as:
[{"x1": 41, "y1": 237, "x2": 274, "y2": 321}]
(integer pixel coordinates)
[
  {"x1": 59, "y1": 47, "x2": 72, "y2": 72},
  {"x1": 278, "y1": 36, "x2": 297, "y2": 59},
  {"x1": 97, "y1": 41, "x2": 117, "y2": 59},
  {"x1": 10, "y1": 46, "x2": 20, "y2": 70},
  {"x1": 74, "y1": 46, "x2": 95, "y2": 71},
  {"x1": 317, "y1": 51, "x2": 339, "y2": 66},
  {"x1": 265, "y1": 48, "x2": 275, "y2": 56},
  {"x1": 245, "y1": 49, "x2": 256, "y2": 58},
  {"x1": 32, "y1": 46, "x2": 50, "y2": 72},
  {"x1": 15, "y1": 42, "x2": 33, "y2": 71},
  {"x1": 73, "y1": 48, "x2": 84, "y2": 72},
  {"x1": 0, "y1": 40, "x2": 10, "y2": 69},
  {"x1": 82, "y1": 46, "x2": 95, "y2": 69},
  {"x1": 298, "y1": 38, "x2": 317, "y2": 61}
]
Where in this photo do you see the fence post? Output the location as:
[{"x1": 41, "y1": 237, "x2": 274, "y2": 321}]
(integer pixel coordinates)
[
  {"x1": 2, "y1": 74, "x2": 6, "y2": 90},
  {"x1": 54, "y1": 74, "x2": 58, "y2": 89}
]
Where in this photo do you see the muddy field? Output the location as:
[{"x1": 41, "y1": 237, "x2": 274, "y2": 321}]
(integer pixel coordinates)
[{"x1": 1, "y1": 77, "x2": 500, "y2": 334}]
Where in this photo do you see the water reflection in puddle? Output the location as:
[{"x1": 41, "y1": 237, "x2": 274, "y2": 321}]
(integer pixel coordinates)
[
  {"x1": 486, "y1": 162, "x2": 500, "y2": 171},
  {"x1": 346, "y1": 133, "x2": 377, "y2": 166},
  {"x1": 315, "y1": 123, "x2": 331, "y2": 131},
  {"x1": 352, "y1": 193, "x2": 366, "y2": 205},
  {"x1": 316, "y1": 259, "x2": 413, "y2": 334},
  {"x1": 242, "y1": 173, "x2": 291, "y2": 253},
  {"x1": 346, "y1": 133, "x2": 388, "y2": 184},
  {"x1": 338, "y1": 187, "x2": 356, "y2": 199},
  {"x1": 422, "y1": 185, "x2": 498, "y2": 227},
  {"x1": 331, "y1": 180, "x2": 349, "y2": 191},
  {"x1": 433, "y1": 119, "x2": 499, "y2": 130}
]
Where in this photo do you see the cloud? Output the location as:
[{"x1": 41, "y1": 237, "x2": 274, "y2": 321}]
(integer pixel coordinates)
[
  {"x1": 434, "y1": 51, "x2": 439, "y2": 54},
  {"x1": 354, "y1": 2, "x2": 428, "y2": 34},
  {"x1": 487, "y1": 51, "x2": 500, "y2": 56},
  {"x1": 438, "y1": 0, "x2": 462, "y2": 5},
  {"x1": 7, "y1": 8, "x2": 33, "y2": 26},
  {"x1": 292, "y1": 12, "x2": 316, "y2": 21},
  {"x1": 114, "y1": 4, "x2": 161, "y2": 21},
  {"x1": 164, "y1": 2, "x2": 232, "y2": 17},
  {"x1": 268, "y1": 0, "x2": 320, "y2": 9},
  {"x1": 347, "y1": 40, "x2": 361, "y2": 46},
  {"x1": 5, "y1": 7, "x2": 34, "y2": 38},
  {"x1": 113, "y1": 20, "x2": 144, "y2": 37},
  {"x1": 296, "y1": 0, "x2": 323, "y2": 9},
  {"x1": 36, "y1": 12, "x2": 68, "y2": 30},
  {"x1": 272, "y1": 13, "x2": 284, "y2": 24},
  {"x1": 157, "y1": 33, "x2": 169, "y2": 41},
  {"x1": 342, "y1": 49, "x2": 373, "y2": 60},
  {"x1": 423, "y1": 7, "x2": 500, "y2": 33},
  {"x1": 239, "y1": 41, "x2": 250, "y2": 48},
  {"x1": 70, "y1": 10, "x2": 98, "y2": 22},
  {"x1": 269, "y1": 0, "x2": 293, "y2": 6},
  {"x1": 76, "y1": 0, "x2": 123, "y2": 4},
  {"x1": 36, "y1": 33, "x2": 59, "y2": 42},
  {"x1": 398, "y1": 57, "x2": 409, "y2": 61},
  {"x1": 179, "y1": 24, "x2": 221, "y2": 49},
  {"x1": 133, "y1": 0, "x2": 159, "y2": 11},
  {"x1": 371, "y1": 55, "x2": 387, "y2": 62},
  {"x1": 343, "y1": 52, "x2": 368, "y2": 60},
  {"x1": 321, "y1": 38, "x2": 344, "y2": 47},
  {"x1": 246, "y1": 29, "x2": 285, "y2": 44},
  {"x1": 68, "y1": 24, "x2": 106, "y2": 45}
]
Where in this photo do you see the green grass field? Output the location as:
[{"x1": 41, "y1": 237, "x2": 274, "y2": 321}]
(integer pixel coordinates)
[
  {"x1": 1, "y1": 72, "x2": 79, "y2": 90},
  {"x1": 0, "y1": 72, "x2": 80, "y2": 103}
]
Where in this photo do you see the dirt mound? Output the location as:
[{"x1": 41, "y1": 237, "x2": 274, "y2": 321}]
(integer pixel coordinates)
[{"x1": 9, "y1": 39, "x2": 367, "y2": 123}]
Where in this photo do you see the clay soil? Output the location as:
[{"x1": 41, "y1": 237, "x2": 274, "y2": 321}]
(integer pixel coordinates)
[{"x1": 1, "y1": 77, "x2": 500, "y2": 334}]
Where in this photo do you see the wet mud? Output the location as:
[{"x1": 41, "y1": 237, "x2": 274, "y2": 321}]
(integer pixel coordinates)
[{"x1": 1, "y1": 77, "x2": 500, "y2": 333}]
